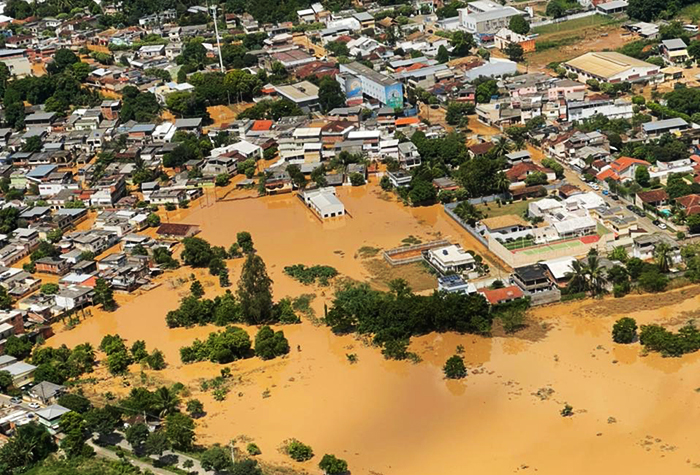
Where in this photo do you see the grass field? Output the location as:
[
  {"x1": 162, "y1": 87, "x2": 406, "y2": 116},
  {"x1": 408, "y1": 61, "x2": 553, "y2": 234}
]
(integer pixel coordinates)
[
  {"x1": 532, "y1": 14, "x2": 619, "y2": 35},
  {"x1": 477, "y1": 199, "x2": 538, "y2": 219},
  {"x1": 679, "y1": 3, "x2": 700, "y2": 20}
]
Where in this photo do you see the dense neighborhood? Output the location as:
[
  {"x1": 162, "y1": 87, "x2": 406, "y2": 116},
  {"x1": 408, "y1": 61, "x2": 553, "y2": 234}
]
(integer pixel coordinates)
[{"x1": 0, "y1": 0, "x2": 700, "y2": 473}]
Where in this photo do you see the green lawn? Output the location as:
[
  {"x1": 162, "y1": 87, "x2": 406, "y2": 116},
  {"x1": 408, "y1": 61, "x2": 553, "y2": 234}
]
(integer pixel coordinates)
[
  {"x1": 477, "y1": 199, "x2": 537, "y2": 219},
  {"x1": 533, "y1": 14, "x2": 619, "y2": 35}
]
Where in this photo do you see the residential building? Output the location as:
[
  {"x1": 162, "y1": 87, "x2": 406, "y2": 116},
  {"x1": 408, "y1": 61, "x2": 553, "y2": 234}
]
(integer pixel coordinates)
[
  {"x1": 427, "y1": 245, "x2": 476, "y2": 274},
  {"x1": 338, "y1": 62, "x2": 404, "y2": 108},
  {"x1": 563, "y1": 52, "x2": 662, "y2": 84}
]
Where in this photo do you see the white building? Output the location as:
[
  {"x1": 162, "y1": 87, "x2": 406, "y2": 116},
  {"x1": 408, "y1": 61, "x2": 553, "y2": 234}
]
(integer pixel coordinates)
[
  {"x1": 563, "y1": 52, "x2": 662, "y2": 84},
  {"x1": 427, "y1": 245, "x2": 476, "y2": 274},
  {"x1": 458, "y1": 4, "x2": 523, "y2": 35},
  {"x1": 301, "y1": 187, "x2": 345, "y2": 219}
]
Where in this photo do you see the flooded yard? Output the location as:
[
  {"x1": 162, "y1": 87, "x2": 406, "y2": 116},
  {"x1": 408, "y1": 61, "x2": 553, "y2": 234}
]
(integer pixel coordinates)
[{"x1": 46, "y1": 184, "x2": 700, "y2": 474}]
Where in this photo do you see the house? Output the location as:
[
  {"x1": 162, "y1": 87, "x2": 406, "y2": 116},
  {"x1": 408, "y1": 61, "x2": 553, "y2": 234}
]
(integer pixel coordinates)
[
  {"x1": 541, "y1": 256, "x2": 578, "y2": 286},
  {"x1": 494, "y1": 28, "x2": 535, "y2": 53},
  {"x1": 29, "y1": 381, "x2": 66, "y2": 404},
  {"x1": 660, "y1": 39, "x2": 689, "y2": 64},
  {"x1": 386, "y1": 170, "x2": 412, "y2": 188},
  {"x1": 54, "y1": 286, "x2": 93, "y2": 310},
  {"x1": 675, "y1": 194, "x2": 700, "y2": 215},
  {"x1": 34, "y1": 257, "x2": 71, "y2": 275},
  {"x1": 596, "y1": 156, "x2": 650, "y2": 182},
  {"x1": 397, "y1": 142, "x2": 421, "y2": 169},
  {"x1": 300, "y1": 187, "x2": 345, "y2": 219},
  {"x1": 35, "y1": 404, "x2": 71, "y2": 433},
  {"x1": 632, "y1": 233, "x2": 680, "y2": 263},
  {"x1": 437, "y1": 274, "x2": 477, "y2": 294},
  {"x1": 479, "y1": 285, "x2": 524, "y2": 305},
  {"x1": 0, "y1": 356, "x2": 36, "y2": 387},
  {"x1": 642, "y1": 118, "x2": 689, "y2": 139},
  {"x1": 174, "y1": 118, "x2": 203, "y2": 135},
  {"x1": 458, "y1": 3, "x2": 524, "y2": 35},
  {"x1": 635, "y1": 189, "x2": 668, "y2": 209},
  {"x1": 155, "y1": 223, "x2": 200, "y2": 239},
  {"x1": 512, "y1": 263, "x2": 554, "y2": 293},
  {"x1": 596, "y1": 0, "x2": 628, "y2": 14},
  {"x1": 427, "y1": 245, "x2": 476, "y2": 274},
  {"x1": 564, "y1": 51, "x2": 661, "y2": 84},
  {"x1": 274, "y1": 81, "x2": 320, "y2": 112},
  {"x1": 505, "y1": 162, "x2": 556, "y2": 187}
]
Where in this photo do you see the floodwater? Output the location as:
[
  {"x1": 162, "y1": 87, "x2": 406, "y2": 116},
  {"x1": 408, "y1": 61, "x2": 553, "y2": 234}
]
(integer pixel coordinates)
[{"x1": 47, "y1": 185, "x2": 700, "y2": 474}]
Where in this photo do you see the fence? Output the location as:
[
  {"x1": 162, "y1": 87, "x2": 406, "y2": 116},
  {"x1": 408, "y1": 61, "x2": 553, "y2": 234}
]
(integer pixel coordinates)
[
  {"x1": 444, "y1": 202, "x2": 490, "y2": 247},
  {"x1": 383, "y1": 239, "x2": 450, "y2": 266},
  {"x1": 530, "y1": 10, "x2": 598, "y2": 29}
]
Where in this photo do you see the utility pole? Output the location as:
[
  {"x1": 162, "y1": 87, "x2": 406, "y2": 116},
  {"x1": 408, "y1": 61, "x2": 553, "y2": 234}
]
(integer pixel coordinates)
[{"x1": 210, "y1": 2, "x2": 226, "y2": 74}]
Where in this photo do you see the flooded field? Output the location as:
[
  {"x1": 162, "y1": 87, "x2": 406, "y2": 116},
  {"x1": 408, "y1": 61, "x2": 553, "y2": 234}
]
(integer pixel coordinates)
[{"x1": 47, "y1": 185, "x2": 700, "y2": 474}]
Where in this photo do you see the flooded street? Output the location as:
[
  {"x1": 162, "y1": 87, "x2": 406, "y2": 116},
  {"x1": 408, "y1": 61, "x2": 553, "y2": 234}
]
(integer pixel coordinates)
[{"x1": 47, "y1": 186, "x2": 700, "y2": 474}]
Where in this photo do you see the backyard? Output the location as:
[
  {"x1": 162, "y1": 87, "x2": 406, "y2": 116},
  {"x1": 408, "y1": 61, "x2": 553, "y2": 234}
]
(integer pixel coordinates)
[{"x1": 476, "y1": 198, "x2": 536, "y2": 219}]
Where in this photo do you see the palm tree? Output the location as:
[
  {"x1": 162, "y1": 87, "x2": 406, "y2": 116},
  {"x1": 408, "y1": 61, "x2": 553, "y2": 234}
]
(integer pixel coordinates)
[
  {"x1": 654, "y1": 242, "x2": 673, "y2": 273},
  {"x1": 566, "y1": 260, "x2": 588, "y2": 294},
  {"x1": 492, "y1": 137, "x2": 512, "y2": 159},
  {"x1": 154, "y1": 386, "x2": 180, "y2": 418},
  {"x1": 585, "y1": 254, "x2": 607, "y2": 296},
  {"x1": 494, "y1": 171, "x2": 511, "y2": 194},
  {"x1": 454, "y1": 202, "x2": 485, "y2": 226}
]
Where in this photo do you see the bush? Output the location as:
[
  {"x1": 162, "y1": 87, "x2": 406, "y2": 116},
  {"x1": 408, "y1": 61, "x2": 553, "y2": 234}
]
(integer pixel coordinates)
[
  {"x1": 319, "y1": 454, "x2": 348, "y2": 474},
  {"x1": 285, "y1": 439, "x2": 314, "y2": 462},
  {"x1": 247, "y1": 442, "x2": 262, "y2": 455},
  {"x1": 561, "y1": 404, "x2": 574, "y2": 417},
  {"x1": 638, "y1": 269, "x2": 668, "y2": 293},
  {"x1": 283, "y1": 264, "x2": 338, "y2": 285},
  {"x1": 254, "y1": 326, "x2": 290, "y2": 360},
  {"x1": 179, "y1": 326, "x2": 252, "y2": 364},
  {"x1": 612, "y1": 317, "x2": 637, "y2": 344},
  {"x1": 443, "y1": 354, "x2": 467, "y2": 379},
  {"x1": 639, "y1": 322, "x2": 700, "y2": 357}
]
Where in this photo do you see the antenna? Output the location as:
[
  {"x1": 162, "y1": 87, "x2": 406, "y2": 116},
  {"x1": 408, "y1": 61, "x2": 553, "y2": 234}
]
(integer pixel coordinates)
[{"x1": 209, "y1": 1, "x2": 226, "y2": 74}]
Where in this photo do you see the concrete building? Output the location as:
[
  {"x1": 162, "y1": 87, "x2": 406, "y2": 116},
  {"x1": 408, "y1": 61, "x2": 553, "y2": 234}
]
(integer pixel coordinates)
[
  {"x1": 301, "y1": 187, "x2": 346, "y2": 219},
  {"x1": 274, "y1": 81, "x2": 320, "y2": 112},
  {"x1": 642, "y1": 117, "x2": 689, "y2": 139},
  {"x1": 563, "y1": 52, "x2": 662, "y2": 84},
  {"x1": 427, "y1": 244, "x2": 476, "y2": 274},
  {"x1": 338, "y1": 62, "x2": 404, "y2": 108},
  {"x1": 458, "y1": 4, "x2": 523, "y2": 36}
]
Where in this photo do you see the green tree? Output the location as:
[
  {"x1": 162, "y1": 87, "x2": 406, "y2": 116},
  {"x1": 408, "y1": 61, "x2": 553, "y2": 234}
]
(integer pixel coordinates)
[
  {"x1": 146, "y1": 213, "x2": 161, "y2": 227},
  {"x1": 450, "y1": 31, "x2": 474, "y2": 57},
  {"x1": 319, "y1": 454, "x2": 348, "y2": 474},
  {"x1": 285, "y1": 439, "x2": 314, "y2": 462},
  {"x1": 505, "y1": 43, "x2": 524, "y2": 62},
  {"x1": 144, "y1": 430, "x2": 170, "y2": 456},
  {"x1": 254, "y1": 326, "x2": 290, "y2": 360},
  {"x1": 237, "y1": 231, "x2": 255, "y2": 254},
  {"x1": 612, "y1": 317, "x2": 637, "y2": 344},
  {"x1": 0, "y1": 370, "x2": 12, "y2": 391},
  {"x1": 130, "y1": 340, "x2": 148, "y2": 361},
  {"x1": 318, "y1": 76, "x2": 346, "y2": 113},
  {"x1": 93, "y1": 278, "x2": 116, "y2": 311},
  {"x1": 0, "y1": 423, "x2": 56, "y2": 472},
  {"x1": 509, "y1": 15, "x2": 530, "y2": 35},
  {"x1": 186, "y1": 399, "x2": 204, "y2": 418},
  {"x1": 443, "y1": 354, "x2": 467, "y2": 379},
  {"x1": 154, "y1": 386, "x2": 180, "y2": 417},
  {"x1": 436, "y1": 44, "x2": 449, "y2": 63},
  {"x1": 107, "y1": 350, "x2": 131, "y2": 375},
  {"x1": 635, "y1": 165, "x2": 650, "y2": 187},
  {"x1": 237, "y1": 253, "x2": 274, "y2": 324},
  {"x1": 4, "y1": 334, "x2": 32, "y2": 359},
  {"x1": 190, "y1": 279, "x2": 204, "y2": 298},
  {"x1": 164, "y1": 412, "x2": 195, "y2": 450},
  {"x1": 125, "y1": 422, "x2": 150, "y2": 451},
  {"x1": 654, "y1": 242, "x2": 673, "y2": 273},
  {"x1": 147, "y1": 349, "x2": 166, "y2": 370},
  {"x1": 201, "y1": 444, "x2": 233, "y2": 472},
  {"x1": 181, "y1": 237, "x2": 213, "y2": 267}
]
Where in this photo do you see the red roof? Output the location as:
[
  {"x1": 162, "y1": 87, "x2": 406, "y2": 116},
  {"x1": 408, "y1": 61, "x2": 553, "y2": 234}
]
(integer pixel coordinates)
[
  {"x1": 251, "y1": 120, "x2": 273, "y2": 131},
  {"x1": 395, "y1": 116, "x2": 420, "y2": 127},
  {"x1": 480, "y1": 286, "x2": 524, "y2": 305},
  {"x1": 677, "y1": 193, "x2": 700, "y2": 209},
  {"x1": 610, "y1": 156, "x2": 649, "y2": 173},
  {"x1": 636, "y1": 189, "x2": 668, "y2": 204},
  {"x1": 505, "y1": 162, "x2": 553, "y2": 182}
]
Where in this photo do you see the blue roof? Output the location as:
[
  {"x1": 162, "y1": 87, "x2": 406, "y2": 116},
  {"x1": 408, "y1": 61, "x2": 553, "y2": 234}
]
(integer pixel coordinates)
[{"x1": 27, "y1": 164, "x2": 58, "y2": 178}]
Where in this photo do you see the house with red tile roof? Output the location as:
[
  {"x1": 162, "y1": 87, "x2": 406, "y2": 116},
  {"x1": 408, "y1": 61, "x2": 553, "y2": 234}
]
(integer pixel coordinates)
[
  {"x1": 595, "y1": 156, "x2": 650, "y2": 182},
  {"x1": 676, "y1": 194, "x2": 700, "y2": 215},
  {"x1": 479, "y1": 285, "x2": 524, "y2": 306},
  {"x1": 635, "y1": 189, "x2": 668, "y2": 209},
  {"x1": 505, "y1": 162, "x2": 556, "y2": 184}
]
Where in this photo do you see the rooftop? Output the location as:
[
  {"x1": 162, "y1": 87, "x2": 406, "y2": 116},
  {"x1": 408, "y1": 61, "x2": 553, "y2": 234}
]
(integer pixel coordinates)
[{"x1": 565, "y1": 52, "x2": 657, "y2": 79}]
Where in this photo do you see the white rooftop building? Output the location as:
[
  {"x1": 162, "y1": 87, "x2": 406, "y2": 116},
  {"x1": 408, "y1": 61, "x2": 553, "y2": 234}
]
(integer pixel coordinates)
[
  {"x1": 301, "y1": 187, "x2": 345, "y2": 219},
  {"x1": 427, "y1": 244, "x2": 476, "y2": 274}
]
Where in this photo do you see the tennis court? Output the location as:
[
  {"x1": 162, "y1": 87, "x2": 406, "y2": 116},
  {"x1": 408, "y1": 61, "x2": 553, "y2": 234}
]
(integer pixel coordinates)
[{"x1": 516, "y1": 240, "x2": 584, "y2": 256}]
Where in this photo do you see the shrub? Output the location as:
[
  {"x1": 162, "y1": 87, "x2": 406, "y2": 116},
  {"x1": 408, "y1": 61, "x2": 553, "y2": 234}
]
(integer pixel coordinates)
[
  {"x1": 443, "y1": 354, "x2": 467, "y2": 379},
  {"x1": 319, "y1": 454, "x2": 348, "y2": 474},
  {"x1": 612, "y1": 317, "x2": 637, "y2": 344},
  {"x1": 254, "y1": 326, "x2": 290, "y2": 360},
  {"x1": 285, "y1": 439, "x2": 314, "y2": 462},
  {"x1": 247, "y1": 442, "x2": 262, "y2": 455}
]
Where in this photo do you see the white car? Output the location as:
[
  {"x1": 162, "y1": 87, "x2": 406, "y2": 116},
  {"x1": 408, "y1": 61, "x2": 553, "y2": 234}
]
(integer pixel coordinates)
[
  {"x1": 590, "y1": 184, "x2": 600, "y2": 190},
  {"x1": 658, "y1": 223, "x2": 667, "y2": 230},
  {"x1": 28, "y1": 402, "x2": 40, "y2": 409}
]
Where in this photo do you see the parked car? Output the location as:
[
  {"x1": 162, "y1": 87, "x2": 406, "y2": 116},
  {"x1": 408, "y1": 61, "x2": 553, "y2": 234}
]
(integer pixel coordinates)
[
  {"x1": 591, "y1": 183, "x2": 600, "y2": 190},
  {"x1": 28, "y1": 402, "x2": 40, "y2": 409},
  {"x1": 10, "y1": 397, "x2": 21, "y2": 404},
  {"x1": 602, "y1": 189, "x2": 609, "y2": 195},
  {"x1": 658, "y1": 223, "x2": 668, "y2": 230},
  {"x1": 634, "y1": 208, "x2": 646, "y2": 218},
  {"x1": 652, "y1": 219, "x2": 660, "y2": 225},
  {"x1": 626, "y1": 204, "x2": 635, "y2": 211},
  {"x1": 611, "y1": 194, "x2": 619, "y2": 201}
]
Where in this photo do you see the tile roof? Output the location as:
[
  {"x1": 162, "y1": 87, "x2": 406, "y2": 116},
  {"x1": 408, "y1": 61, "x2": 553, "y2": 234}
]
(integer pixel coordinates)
[
  {"x1": 479, "y1": 285, "x2": 524, "y2": 305},
  {"x1": 636, "y1": 189, "x2": 668, "y2": 203}
]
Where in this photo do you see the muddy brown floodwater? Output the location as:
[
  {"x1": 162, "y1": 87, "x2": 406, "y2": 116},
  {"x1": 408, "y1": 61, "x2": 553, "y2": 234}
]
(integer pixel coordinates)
[{"x1": 48, "y1": 184, "x2": 700, "y2": 474}]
